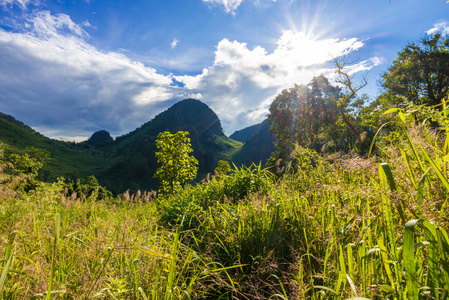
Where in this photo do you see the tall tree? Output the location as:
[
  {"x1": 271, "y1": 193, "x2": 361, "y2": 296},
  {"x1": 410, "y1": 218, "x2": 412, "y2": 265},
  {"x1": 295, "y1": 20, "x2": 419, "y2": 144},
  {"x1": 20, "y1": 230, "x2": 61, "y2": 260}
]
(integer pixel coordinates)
[
  {"x1": 381, "y1": 33, "x2": 449, "y2": 108},
  {"x1": 155, "y1": 131, "x2": 198, "y2": 196},
  {"x1": 267, "y1": 75, "x2": 358, "y2": 158}
]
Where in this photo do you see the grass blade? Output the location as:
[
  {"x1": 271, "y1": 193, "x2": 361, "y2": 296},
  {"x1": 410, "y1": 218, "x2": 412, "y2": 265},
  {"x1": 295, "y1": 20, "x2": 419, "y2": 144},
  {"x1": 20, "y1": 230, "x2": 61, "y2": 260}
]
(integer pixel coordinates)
[
  {"x1": 419, "y1": 144, "x2": 449, "y2": 190},
  {"x1": 0, "y1": 249, "x2": 14, "y2": 293},
  {"x1": 422, "y1": 220, "x2": 439, "y2": 299},
  {"x1": 404, "y1": 219, "x2": 419, "y2": 300}
]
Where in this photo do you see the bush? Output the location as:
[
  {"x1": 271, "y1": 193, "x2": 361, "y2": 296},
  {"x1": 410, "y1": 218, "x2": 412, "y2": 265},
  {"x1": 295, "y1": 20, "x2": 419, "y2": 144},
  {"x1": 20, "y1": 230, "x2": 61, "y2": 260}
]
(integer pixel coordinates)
[
  {"x1": 158, "y1": 164, "x2": 274, "y2": 228},
  {"x1": 64, "y1": 175, "x2": 113, "y2": 201}
]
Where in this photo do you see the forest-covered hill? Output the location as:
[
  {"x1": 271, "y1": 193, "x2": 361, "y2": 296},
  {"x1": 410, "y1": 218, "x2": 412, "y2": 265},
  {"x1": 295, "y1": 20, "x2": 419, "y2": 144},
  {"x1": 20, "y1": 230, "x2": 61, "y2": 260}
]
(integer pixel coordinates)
[{"x1": 0, "y1": 99, "x2": 279, "y2": 193}]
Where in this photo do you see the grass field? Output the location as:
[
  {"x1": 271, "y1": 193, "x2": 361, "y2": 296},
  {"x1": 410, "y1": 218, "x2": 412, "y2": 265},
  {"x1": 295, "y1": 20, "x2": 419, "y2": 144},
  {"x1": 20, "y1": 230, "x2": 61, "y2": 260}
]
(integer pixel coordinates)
[{"x1": 0, "y1": 117, "x2": 449, "y2": 299}]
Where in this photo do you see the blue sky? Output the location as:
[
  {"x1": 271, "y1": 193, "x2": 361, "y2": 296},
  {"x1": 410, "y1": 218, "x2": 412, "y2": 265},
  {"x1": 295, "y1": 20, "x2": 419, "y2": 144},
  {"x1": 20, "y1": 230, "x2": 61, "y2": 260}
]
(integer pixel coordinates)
[{"x1": 0, "y1": 0, "x2": 448, "y2": 141}]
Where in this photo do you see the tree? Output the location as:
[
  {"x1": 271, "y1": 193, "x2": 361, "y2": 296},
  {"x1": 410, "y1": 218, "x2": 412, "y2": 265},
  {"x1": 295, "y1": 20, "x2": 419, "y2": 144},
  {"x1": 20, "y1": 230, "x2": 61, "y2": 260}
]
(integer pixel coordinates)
[
  {"x1": 214, "y1": 160, "x2": 231, "y2": 177},
  {"x1": 381, "y1": 33, "x2": 449, "y2": 108},
  {"x1": 8, "y1": 147, "x2": 51, "y2": 176},
  {"x1": 155, "y1": 131, "x2": 198, "y2": 196},
  {"x1": 267, "y1": 75, "x2": 362, "y2": 159}
]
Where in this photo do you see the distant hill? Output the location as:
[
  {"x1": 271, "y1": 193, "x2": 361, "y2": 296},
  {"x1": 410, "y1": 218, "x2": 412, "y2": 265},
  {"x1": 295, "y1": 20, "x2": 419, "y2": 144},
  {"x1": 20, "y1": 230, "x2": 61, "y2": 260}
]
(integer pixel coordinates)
[
  {"x1": 86, "y1": 130, "x2": 113, "y2": 146},
  {"x1": 230, "y1": 122, "x2": 264, "y2": 142},
  {"x1": 0, "y1": 112, "x2": 110, "y2": 182},
  {"x1": 232, "y1": 120, "x2": 277, "y2": 167},
  {"x1": 0, "y1": 112, "x2": 44, "y2": 137},
  {"x1": 0, "y1": 99, "x2": 243, "y2": 194}
]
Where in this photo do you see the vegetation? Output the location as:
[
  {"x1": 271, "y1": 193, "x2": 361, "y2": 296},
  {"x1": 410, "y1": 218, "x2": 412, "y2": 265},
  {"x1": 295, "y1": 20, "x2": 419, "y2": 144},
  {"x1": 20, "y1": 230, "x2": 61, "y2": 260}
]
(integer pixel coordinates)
[
  {"x1": 1, "y1": 31, "x2": 449, "y2": 299},
  {"x1": 155, "y1": 131, "x2": 198, "y2": 196},
  {"x1": 380, "y1": 33, "x2": 449, "y2": 108},
  {"x1": 267, "y1": 75, "x2": 366, "y2": 159},
  {"x1": 1, "y1": 103, "x2": 449, "y2": 298},
  {"x1": 0, "y1": 100, "x2": 242, "y2": 194}
]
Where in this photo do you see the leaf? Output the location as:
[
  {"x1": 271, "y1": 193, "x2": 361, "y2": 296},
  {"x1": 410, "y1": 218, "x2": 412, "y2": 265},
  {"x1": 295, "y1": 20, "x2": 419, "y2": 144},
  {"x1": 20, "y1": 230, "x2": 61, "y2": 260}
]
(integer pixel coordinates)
[
  {"x1": 398, "y1": 111, "x2": 406, "y2": 123},
  {"x1": 314, "y1": 285, "x2": 338, "y2": 294},
  {"x1": 404, "y1": 219, "x2": 420, "y2": 300},
  {"x1": 419, "y1": 144, "x2": 449, "y2": 190},
  {"x1": 383, "y1": 108, "x2": 400, "y2": 115}
]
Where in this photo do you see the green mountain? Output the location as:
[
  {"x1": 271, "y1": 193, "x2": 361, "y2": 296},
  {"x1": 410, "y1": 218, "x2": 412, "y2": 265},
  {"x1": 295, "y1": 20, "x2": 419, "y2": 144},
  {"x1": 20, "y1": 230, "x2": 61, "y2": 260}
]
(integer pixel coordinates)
[
  {"x1": 0, "y1": 112, "x2": 110, "y2": 182},
  {"x1": 229, "y1": 122, "x2": 264, "y2": 142},
  {"x1": 0, "y1": 99, "x2": 243, "y2": 193},
  {"x1": 231, "y1": 120, "x2": 277, "y2": 167},
  {"x1": 100, "y1": 99, "x2": 242, "y2": 193}
]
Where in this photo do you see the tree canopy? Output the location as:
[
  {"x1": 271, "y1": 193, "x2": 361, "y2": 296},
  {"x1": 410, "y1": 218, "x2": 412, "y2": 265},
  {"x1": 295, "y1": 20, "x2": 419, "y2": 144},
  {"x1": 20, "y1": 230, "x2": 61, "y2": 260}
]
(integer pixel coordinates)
[
  {"x1": 155, "y1": 131, "x2": 198, "y2": 196},
  {"x1": 381, "y1": 33, "x2": 449, "y2": 108},
  {"x1": 267, "y1": 75, "x2": 363, "y2": 160}
]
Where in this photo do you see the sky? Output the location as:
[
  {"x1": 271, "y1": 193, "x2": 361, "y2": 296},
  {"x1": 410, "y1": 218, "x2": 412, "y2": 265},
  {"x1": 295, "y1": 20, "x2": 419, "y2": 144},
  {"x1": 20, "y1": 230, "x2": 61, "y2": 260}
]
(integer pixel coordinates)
[{"x1": 0, "y1": 0, "x2": 448, "y2": 141}]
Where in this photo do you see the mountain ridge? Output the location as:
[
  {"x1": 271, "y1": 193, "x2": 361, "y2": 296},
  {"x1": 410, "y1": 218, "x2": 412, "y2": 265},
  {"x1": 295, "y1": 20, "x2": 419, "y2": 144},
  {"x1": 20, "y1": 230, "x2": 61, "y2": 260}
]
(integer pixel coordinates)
[{"x1": 0, "y1": 99, "x2": 278, "y2": 193}]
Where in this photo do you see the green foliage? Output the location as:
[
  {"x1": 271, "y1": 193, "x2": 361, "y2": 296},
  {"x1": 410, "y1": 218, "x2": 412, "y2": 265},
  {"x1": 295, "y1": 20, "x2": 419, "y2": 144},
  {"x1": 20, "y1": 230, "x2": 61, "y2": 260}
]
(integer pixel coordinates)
[
  {"x1": 0, "y1": 142, "x2": 4, "y2": 161},
  {"x1": 214, "y1": 160, "x2": 231, "y2": 176},
  {"x1": 381, "y1": 32, "x2": 449, "y2": 109},
  {"x1": 65, "y1": 175, "x2": 113, "y2": 201},
  {"x1": 267, "y1": 75, "x2": 365, "y2": 159},
  {"x1": 266, "y1": 144, "x2": 326, "y2": 175},
  {"x1": 8, "y1": 153, "x2": 43, "y2": 176},
  {"x1": 159, "y1": 164, "x2": 273, "y2": 227},
  {"x1": 155, "y1": 131, "x2": 198, "y2": 196},
  {"x1": 7, "y1": 147, "x2": 51, "y2": 177}
]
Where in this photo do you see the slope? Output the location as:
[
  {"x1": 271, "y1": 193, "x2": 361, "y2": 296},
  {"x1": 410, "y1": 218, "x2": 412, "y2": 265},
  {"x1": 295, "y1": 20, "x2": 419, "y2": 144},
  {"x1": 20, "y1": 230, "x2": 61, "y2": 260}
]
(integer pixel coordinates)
[
  {"x1": 0, "y1": 113, "x2": 110, "y2": 181},
  {"x1": 0, "y1": 99, "x2": 244, "y2": 193},
  {"x1": 231, "y1": 120, "x2": 277, "y2": 167}
]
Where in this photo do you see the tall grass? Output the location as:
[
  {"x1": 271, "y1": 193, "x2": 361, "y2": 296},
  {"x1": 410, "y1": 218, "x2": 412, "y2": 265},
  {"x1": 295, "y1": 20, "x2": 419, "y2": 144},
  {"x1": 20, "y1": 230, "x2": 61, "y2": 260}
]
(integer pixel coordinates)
[{"x1": 0, "y1": 103, "x2": 448, "y2": 298}]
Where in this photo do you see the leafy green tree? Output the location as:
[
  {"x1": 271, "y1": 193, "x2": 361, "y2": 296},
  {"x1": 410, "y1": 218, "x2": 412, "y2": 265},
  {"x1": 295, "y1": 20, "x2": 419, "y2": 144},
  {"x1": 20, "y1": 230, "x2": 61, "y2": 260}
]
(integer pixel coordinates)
[
  {"x1": 155, "y1": 131, "x2": 198, "y2": 196},
  {"x1": 8, "y1": 147, "x2": 51, "y2": 176},
  {"x1": 25, "y1": 147, "x2": 52, "y2": 166},
  {"x1": 381, "y1": 33, "x2": 449, "y2": 108},
  {"x1": 268, "y1": 75, "x2": 362, "y2": 159}
]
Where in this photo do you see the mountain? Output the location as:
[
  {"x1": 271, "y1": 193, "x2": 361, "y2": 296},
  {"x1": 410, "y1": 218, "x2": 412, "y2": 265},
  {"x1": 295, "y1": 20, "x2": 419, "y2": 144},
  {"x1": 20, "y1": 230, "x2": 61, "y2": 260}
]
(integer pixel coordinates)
[
  {"x1": 0, "y1": 113, "x2": 110, "y2": 182},
  {"x1": 231, "y1": 120, "x2": 277, "y2": 167},
  {"x1": 101, "y1": 99, "x2": 242, "y2": 193},
  {"x1": 86, "y1": 130, "x2": 113, "y2": 146},
  {"x1": 230, "y1": 122, "x2": 264, "y2": 142},
  {"x1": 0, "y1": 100, "x2": 283, "y2": 192},
  {"x1": 0, "y1": 99, "x2": 243, "y2": 194}
]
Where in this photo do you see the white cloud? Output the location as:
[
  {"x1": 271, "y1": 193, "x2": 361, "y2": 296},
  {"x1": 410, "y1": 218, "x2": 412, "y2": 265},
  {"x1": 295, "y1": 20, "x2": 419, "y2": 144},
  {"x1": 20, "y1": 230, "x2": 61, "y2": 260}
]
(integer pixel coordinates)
[
  {"x1": 427, "y1": 21, "x2": 449, "y2": 36},
  {"x1": 0, "y1": 0, "x2": 39, "y2": 9},
  {"x1": 27, "y1": 10, "x2": 89, "y2": 38},
  {"x1": 174, "y1": 30, "x2": 379, "y2": 133},
  {"x1": 202, "y1": 0, "x2": 244, "y2": 14},
  {"x1": 81, "y1": 20, "x2": 93, "y2": 28},
  {"x1": 170, "y1": 37, "x2": 179, "y2": 49},
  {"x1": 0, "y1": 10, "x2": 180, "y2": 140},
  {"x1": 0, "y1": 10, "x2": 381, "y2": 138}
]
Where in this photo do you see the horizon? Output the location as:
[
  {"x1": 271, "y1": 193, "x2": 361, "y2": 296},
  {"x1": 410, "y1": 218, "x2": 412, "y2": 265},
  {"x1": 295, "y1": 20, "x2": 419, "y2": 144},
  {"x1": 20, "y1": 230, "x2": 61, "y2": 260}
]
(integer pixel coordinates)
[{"x1": 0, "y1": 0, "x2": 448, "y2": 141}]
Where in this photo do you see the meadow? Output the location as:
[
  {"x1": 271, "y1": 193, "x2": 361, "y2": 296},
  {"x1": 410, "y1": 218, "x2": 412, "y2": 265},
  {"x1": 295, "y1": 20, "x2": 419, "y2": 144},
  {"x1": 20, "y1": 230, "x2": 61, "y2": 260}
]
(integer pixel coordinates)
[{"x1": 0, "y1": 107, "x2": 448, "y2": 300}]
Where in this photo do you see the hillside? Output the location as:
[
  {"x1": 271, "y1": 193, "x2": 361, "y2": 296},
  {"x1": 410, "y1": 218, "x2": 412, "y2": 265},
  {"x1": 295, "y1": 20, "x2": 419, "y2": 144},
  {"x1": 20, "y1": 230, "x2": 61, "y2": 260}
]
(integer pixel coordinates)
[
  {"x1": 229, "y1": 122, "x2": 264, "y2": 142},
  {"x1": 99, "y1": 99, "x2": 243, "y2": 193},
  {"x1": 0, "y1": 99, "x2": 245, "y2": 193},
  {"x1": 0, "y1": 113, "x2": 110, "y2": 182},
  {"x1": 231, "y1": 120, "x2": 277, "y2": 167}
]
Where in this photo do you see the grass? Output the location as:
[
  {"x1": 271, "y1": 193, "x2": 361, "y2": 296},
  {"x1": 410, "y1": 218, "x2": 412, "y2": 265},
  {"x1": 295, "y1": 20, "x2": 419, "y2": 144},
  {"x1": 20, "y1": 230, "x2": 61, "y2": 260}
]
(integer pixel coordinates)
[{"x1": 0, "y1": 106, "x2": 449, "y2": 298}]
